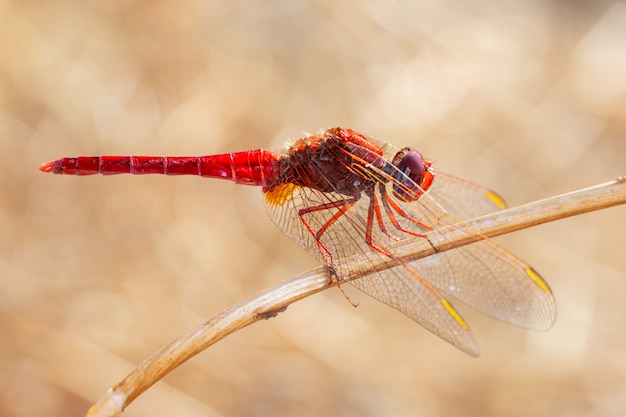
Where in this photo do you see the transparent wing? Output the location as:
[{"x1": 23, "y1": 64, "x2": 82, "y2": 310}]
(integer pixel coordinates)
[
  {"x1": 263, "y1": 138, "x2": 556, "y2": 354},
  {"x1": 407, "y1": 172, "x2": 557, "y2": 330},
  {"x1": 349, "y1": 262, "x2": 479, "y2": 356},
  {"x1": 412, "y1": 243, "x2": 555, "y2": 331},
  {"x1": 426, "y1": 171, "x2": 508, "y2": 218},
  {"x1": 265, "y1": 183, "x2": 479, "y2": 356}
]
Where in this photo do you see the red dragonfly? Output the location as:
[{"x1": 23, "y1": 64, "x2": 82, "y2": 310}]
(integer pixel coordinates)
[{"x1": 40, "y1": 127, "x2": 556, "y2": 356}]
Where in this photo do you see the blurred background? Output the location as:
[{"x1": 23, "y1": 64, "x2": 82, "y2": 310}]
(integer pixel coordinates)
[{"x1": 1, "y1": 1, "x2": 625, "y2": 416}]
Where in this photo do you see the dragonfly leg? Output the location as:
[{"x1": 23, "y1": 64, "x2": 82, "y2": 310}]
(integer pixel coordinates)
[
  {"x1": 380, "y1": 185, "x2": 433, "y2": 235},
  {"x1": 363, "y1": 191, "x2": 397, "y2": 258},
  {"x1": 317, "y1": 253, "x2": 359, "y2": 306},
  {"x1": 380, "y1": 186, "x2": 440, "y2": 253},
  {"x1": 364, "y1": 189, "x2": 440, "y2": 258},
  {"x1": 428, "y1": 237, "x2": 440, "y2": 253},
  {"x1": 298, "y1": 195, "x2": 364, "y2": 306},
  {"x1": 337, "y1": 284, "x2": 359, "y2": 307},
  {"x1": 297, "y1": 194, "x2": 360, "y2": 266},
  {"x1": 371, "y1": 189, "x2": 400, "y2": 242}
]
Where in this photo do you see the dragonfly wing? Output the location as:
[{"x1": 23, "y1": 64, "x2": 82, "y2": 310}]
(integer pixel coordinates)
[
  {"x1": 265, "y1": 182, "x2": 481, "y2": 355},
  {"x1": 263, "y1": 136, "x2": 555, "y2": 354},
  {"x1": 348, "y1": 263, "x2": 480, "y2": 356},
  {"x1": 411, "y1": 240, "x2": 556, "y2": 330},
  {"x1": 425, "y1": 172, "x2": 507, "y2": 219},
  {"x1": 264, "y1": 183, "x2": 373, "y2": 269},
  {"x1": 416, "y1": 173, "x2": 556, "y2": 329},
  {"x1": 376, "y1": 136, "x2": 507, "y2": 219},
  {"x1": 394, "y1": 173, "x2": 557, "y2": 330}
]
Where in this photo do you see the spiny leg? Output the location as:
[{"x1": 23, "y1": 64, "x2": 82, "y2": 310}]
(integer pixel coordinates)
[
  {"x1": 371, "y1": 188, "x2": 399, "y2": 242},
  {"x1": 297, "y1": 194, "x2": 362, "y2": 306},
  {"x1": 363, "y1": 190, "x2": 399, "y2": 258},
  {"x1": 379, "y1": 185, "x2": 440, "y2": 253},
  {"x1": 298, "y1": 194, "x2": 360, "y2": 267},
  {"x1": 380, "y1": 185, "x2": 432, "y2": 232}
]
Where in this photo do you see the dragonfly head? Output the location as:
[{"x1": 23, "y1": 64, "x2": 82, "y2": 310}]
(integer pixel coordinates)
[{"x1": 390, "y1": 147, "x2": 434, "y2": 202}]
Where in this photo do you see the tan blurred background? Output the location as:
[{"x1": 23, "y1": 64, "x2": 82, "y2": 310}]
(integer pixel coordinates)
[{"x1": 1, "y1": 1, "x2": 625, "y2": 416}]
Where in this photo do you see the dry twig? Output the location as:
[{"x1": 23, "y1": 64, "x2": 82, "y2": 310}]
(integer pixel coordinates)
[{"x1": 87, "y1": 177, "x2": 625, "y2": 417}]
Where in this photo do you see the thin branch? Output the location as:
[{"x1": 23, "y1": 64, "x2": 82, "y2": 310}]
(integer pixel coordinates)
[{"x1": 86, "y1": 177, "x2": 625, "y2": 417}]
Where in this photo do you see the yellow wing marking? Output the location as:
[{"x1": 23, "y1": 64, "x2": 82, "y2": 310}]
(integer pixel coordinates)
[
  {"x1": 525, "y1": 267, "x2": 553, "y2": 295},
  {"x1": 440, "y1": 298, "x2": 469, "y2": 329},
  {"x1": 486, "y1": 190, "x2": 507, "y2": 209}
]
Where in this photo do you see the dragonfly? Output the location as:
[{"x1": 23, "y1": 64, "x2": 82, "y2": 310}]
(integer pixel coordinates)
[{"x1": 39, "y1": 127, "x2": 556, "y2": 356}]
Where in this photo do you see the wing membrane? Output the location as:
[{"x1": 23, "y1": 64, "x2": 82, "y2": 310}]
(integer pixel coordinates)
[{"x1": 264, "y1": 137, "x2": 556, "y2": 355}]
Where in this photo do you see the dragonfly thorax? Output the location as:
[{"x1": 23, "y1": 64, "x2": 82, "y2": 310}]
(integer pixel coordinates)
[{"x1": 276, "y1": 128, "x2": 387, "y2": 197}]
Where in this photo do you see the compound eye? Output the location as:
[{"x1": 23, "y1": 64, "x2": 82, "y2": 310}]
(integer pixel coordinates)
[
  {"x1": 399, "y1": 150, "x2": 425, "y2": 185},
  {"x1": 390, "y1": 147, "x2": 435, "y2": 202},
  {"x1": 391, "y1": 147, "x2": 426, "y2": 202}
]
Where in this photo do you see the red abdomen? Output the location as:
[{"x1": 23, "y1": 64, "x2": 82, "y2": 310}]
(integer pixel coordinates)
[{"x1": 39, "y1": 150, "x2": 281, "y2": 187}]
